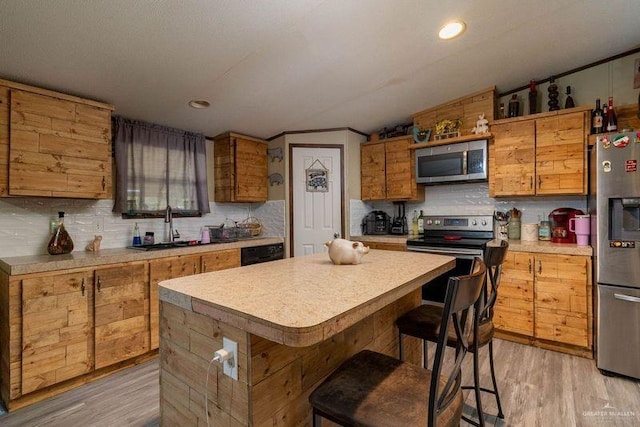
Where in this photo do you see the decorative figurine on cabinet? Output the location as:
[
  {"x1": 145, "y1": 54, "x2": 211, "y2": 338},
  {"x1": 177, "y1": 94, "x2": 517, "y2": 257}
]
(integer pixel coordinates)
[{"x1": 471, "y1": 114, "x2": 489, "y2": 134}]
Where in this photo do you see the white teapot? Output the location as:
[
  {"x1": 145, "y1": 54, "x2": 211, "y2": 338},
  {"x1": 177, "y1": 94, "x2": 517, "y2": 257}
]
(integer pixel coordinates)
[{"x1": 325, "y1": 238, "x2": 370, "y2": 265}]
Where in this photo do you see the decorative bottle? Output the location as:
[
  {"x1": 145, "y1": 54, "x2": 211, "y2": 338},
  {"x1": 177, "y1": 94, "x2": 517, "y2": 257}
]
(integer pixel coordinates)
[
  {"x1": 508, "y1": 94, "x2": 520, "y2": 118},
  {"x1": 132, "y1": 223, "x2": 142, "y2": 246},
  {"x1": 411, "y1": 210, "x2": 419, "y2": 236},
  {"x1": 564, "y1": 86, "x2": 575, "y2": 108},
  {"x1": 547, "y1": 77, "x2": 560, "y2": 111},
  {"x1": 528, "y1": 80, "x2": 538, "y2": 114},
  {"x1": 417, "y1": 210, "x2": 424, "y2": 235},
  {"x1": 605, "y1": 96, "x2": 618, "y2": 132},
  {"x1": 591, "y1": 98, "x2": 604, "y2": 134},
  {"x1": 499, "y1": 103, "x2": 506, "y2": 119},
  {"x1": 47, "y1": 212, "x2": 74, "y2": 255}
]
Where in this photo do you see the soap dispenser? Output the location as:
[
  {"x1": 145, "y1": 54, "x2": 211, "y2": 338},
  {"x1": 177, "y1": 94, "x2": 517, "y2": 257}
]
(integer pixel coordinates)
[{"x1": 132, "y1": 223, "x2": 142, "y2": 246}]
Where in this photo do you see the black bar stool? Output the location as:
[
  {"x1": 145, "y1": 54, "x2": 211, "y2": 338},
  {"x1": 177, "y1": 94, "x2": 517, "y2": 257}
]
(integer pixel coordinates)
[
  {"x1": 396, "y1": 240, "x2": 509, "y2": 426},
  {"x1": 309, "y1": 258, "x2": 486, "y2": 427}
]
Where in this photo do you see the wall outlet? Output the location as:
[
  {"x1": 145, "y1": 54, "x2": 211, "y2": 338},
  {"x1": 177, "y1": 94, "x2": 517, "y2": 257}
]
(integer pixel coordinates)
[{"x1": 222, "y1": 337, "x2": 238, "y2": 380}]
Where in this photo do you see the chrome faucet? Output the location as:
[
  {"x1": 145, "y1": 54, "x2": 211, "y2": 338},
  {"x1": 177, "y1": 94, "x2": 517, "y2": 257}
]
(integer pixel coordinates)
[{"x1": 164, "y1": 205, "x2": 180, "y2": 242}]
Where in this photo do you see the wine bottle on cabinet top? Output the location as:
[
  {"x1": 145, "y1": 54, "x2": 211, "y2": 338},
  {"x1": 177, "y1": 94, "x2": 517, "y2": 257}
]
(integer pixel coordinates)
[
  {"x1": 564, "y1": 86, "x2": 575, "y2": 108},
  {"x1": 528, "y1": 80, "x2": 538, "y2": 114},
  {"x1": 591, "y1": 98, "x2": 604, "y2": 134},
  {"x1": 605, "y1": 96, "x2": 617, "y2": 132}
]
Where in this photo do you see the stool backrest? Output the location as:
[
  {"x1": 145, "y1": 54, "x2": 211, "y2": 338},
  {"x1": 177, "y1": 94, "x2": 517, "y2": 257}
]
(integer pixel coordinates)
[
  {"x1": 428, "y1": 257, "x2": 486, "y2": 427},
  {"x1": 480, "y1": 240, "x2": 509, "y2": 322}
]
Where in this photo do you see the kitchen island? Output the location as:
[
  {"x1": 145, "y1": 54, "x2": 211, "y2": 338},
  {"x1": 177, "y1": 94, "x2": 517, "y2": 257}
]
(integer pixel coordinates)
[{"x1": 158, "y1": 249, "x2": 455, "y2": 426}]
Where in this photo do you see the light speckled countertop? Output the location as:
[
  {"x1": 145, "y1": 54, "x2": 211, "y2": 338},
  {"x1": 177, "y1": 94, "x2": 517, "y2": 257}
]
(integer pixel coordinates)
[
  {"x1": 352, "y1": 235, "x2": 592, "y2": 256},
  {"x1": 0, "y1": 237, "x2": 283, "y2": 275},
  {"x1": 159, "y1": 250, "x2": 455, "y2": 347}
]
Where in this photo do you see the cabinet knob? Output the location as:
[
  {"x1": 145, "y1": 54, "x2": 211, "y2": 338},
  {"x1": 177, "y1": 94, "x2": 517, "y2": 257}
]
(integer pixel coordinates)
[
  {"x1": 528, "y1": 259, "x2": 532, "y2": 274},
  {"x1": 81, "y1": 278, "x2": 85, "y2": 296},
  {"x1": 96, "y1": 277, "x2": 102, "y2": 292},
  {"x1": 537, "y1": 176, "x2": 542, "y2": 189},
  {"x1": 538, "y1": 260, "x2": 542, "y2": 275},
  {"x1": 193, "y1": 263, "x2": 197, "y2": 274},
  {"x1": 203, "y1": 261, "x2": 207, "y2": 272}
]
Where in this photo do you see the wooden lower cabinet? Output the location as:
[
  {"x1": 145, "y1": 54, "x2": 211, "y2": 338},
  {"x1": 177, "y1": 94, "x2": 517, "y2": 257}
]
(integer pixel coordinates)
[
  {"x1": 495, "y1": 251, "x2": 592, "y2": 355},
  {"x1": 0, "y1": 246, "x2": 243, "y2": 410},
  {"x1": 21, "y1": 269, "x2": 94, "y2": 395},
  {"x1": 494, "y1": 251, "x2": 534, "y2": 336},
  {"x1": 149, "y1": 254, "x2": 201, "y2": 350},
  {"x1": 149, "y1": 249, "x2": 240, "y2": 350},
  {"x1": 94, "y1": 263, "x2": 149, "y2": 369},
  {"x1": 201, "y1": 248, "x2": 240, "y2": 272}
]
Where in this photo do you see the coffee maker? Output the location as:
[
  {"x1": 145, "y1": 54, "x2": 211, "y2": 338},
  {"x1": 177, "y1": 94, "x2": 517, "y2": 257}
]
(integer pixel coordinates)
[{"x1": 549, "y1": 208, "x2": 583, "y2": 243}]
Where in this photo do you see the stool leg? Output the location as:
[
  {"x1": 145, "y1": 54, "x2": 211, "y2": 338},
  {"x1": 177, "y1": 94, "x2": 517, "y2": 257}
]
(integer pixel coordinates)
[
  {"x1": 423, "y1": 339, "x2": 429, "y2": 369},
  {"x1": 313, "y1": 410, "x2": 322, "y2": 427},
  {"x1": 473, "y1": 346, "x2": 485, "y2": 427},
  {"x1": 398, "y1": 333, "x2": 404, "y2": 361},
  {"x1": 488, "y1": 340, "x2": 504, "y2": 418}
]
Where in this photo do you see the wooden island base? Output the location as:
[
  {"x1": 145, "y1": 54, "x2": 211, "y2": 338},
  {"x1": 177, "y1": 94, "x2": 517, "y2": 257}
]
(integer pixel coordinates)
[{"x1": 160, "y1": 290, "x2": 422, "y2": 426}]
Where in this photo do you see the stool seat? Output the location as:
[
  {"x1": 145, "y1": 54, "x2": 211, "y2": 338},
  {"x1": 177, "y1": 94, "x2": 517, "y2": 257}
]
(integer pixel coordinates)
[
  {"x1": 309, "y1": 350, "x2": 463, "y2": 427},
  {"x1": 396, "y1": 305, "x2": 494, "y2": 350}
]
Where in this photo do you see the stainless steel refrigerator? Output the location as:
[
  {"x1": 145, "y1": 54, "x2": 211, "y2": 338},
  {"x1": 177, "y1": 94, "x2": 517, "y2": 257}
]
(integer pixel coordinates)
[{"x1": 589, "y1": 131, "x2": 640, "y2": 379}]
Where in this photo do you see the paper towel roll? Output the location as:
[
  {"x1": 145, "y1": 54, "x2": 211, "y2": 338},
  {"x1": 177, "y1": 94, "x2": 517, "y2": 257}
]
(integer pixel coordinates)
[{"x1": 521, "y1": 223, "x2": 539, "y2": 241}]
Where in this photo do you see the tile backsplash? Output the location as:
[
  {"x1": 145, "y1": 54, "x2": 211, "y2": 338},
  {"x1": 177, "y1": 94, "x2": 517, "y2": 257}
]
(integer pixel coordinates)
[
  {"x1": 350, "y1": 182, "x2": 587, "y2": 236},
  {"x1": 0, "y1": 198, "x2": 285, "y2": 258}
]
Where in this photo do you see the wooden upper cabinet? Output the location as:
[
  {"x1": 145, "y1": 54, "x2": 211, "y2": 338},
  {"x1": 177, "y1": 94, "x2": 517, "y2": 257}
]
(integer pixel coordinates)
[
  {"x1": 535, "y1": 112, "x2": 586, "y2": 195},
  {"x1": 360, "y1": 141, "x2": 386, "y2": 200},
  {"x1": 1, "y1": 81, "x2": 114, "y2": 199},
  {"x1": 490, "y1": 108, "x2": 589, "y2": 197},
  {"x1": 361, "y1": 135, "x2": 423, "y2": 202},
  {"x1": 214, "y1": 132, "x2": 268, "y2": 202},
  {"x1": 491, "y1": 120, "x2": 536, "y2": 196}
]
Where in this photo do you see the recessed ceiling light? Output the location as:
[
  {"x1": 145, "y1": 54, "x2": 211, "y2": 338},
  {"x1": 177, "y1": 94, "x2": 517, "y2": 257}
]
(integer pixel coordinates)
[
  {"x1": 188, "y1": 100, "x2": 211, "y2": 109},
  {"x1": 438, "y1": 21, "x2": 466, "y2": 40}
]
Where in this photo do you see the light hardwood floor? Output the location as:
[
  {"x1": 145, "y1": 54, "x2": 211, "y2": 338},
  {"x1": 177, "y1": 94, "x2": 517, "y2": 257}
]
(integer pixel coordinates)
[{"x1": 0, "y1": 339, "x2": 638, "y2": 426}]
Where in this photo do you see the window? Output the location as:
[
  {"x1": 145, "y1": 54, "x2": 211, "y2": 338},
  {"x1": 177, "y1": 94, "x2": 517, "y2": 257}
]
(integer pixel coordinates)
[{"x1": 112, "y1": 116, "x2": 210, "y2": 216}]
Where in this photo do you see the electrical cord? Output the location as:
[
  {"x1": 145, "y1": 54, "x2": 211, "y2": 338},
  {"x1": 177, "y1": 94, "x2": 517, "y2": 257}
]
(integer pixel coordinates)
[{"x1": 205, "y1": 349, "x2": 234, "y2": 427}]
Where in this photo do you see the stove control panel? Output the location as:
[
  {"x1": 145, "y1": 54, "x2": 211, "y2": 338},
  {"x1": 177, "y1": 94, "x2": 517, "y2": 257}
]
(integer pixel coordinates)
[{"x1": 422, "y1": 215, "x2": 493, "y2": 232}]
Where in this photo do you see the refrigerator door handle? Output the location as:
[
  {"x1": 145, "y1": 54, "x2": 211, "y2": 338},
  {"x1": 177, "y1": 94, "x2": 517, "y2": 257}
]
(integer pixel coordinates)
[{"x1": 614, "y1": 293, "x2": 640, "y2": 303}]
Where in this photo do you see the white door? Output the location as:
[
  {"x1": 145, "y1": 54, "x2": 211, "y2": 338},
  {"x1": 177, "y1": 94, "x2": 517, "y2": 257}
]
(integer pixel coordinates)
[{"x1": 292, "y1": 146, "x2": 342, "y2": 256}]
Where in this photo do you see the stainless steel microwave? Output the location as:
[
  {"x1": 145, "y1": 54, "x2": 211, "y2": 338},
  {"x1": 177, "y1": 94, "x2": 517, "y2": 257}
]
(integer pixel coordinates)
[{"x1": 415, "y1": 139, "x2": 488, "y2": 185}]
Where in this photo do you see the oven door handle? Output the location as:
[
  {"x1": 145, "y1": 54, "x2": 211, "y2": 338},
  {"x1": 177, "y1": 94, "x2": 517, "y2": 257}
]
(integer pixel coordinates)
[
  {"x1": 462, "y1": 150, "x2": 468, "y2": 175},
  {"x1": 407, "y1": 246, "x2": 481, "y2": 257}
]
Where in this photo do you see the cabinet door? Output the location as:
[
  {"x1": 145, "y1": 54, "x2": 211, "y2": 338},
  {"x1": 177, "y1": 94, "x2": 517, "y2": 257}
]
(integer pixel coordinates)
[
  {"x1": 535, "y1": 112, "x2": 586, "y2": 195},
  {"x1": 234, "y1": 137, "x2": 267, "y2": 202},
  {"x1": 94, "y1": 263, "x2": 149, "y2": 369},
  {"x1": 149, "y1": 254, "x2": 201, "y2": 349},
  {"x1": 0, "y1": 85, "x2": 9, "y2": 196},
  {"x1": 21, "y1": 270, "x2": 93, "y2": 394},
  {"x1": 491, "y1": 121, "x2": 535, "y2": 196},
  {"x1": 360, "y1": 141, "x2": 386, "y2": 201},
  {"x1": 201, "y1": 249, "x2": 240, "y2": 273},
  {"x1": 385, "y1": 137, "x2": 421, "y2": 200},
  {"x1": 9, "y1": 90, "x2": 111, "y2": 198},
  {"x1": 494, "y1": 251, "x2": 534, "y2": 336},
  {"x1": 534, "y1": 254, "x2": 590, "y2": 347}
]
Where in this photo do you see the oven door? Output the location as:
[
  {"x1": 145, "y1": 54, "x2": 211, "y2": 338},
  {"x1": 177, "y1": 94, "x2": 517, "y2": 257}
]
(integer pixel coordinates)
[{"x1": 407, "y1": 245, "x2": 482, "y2": 303}]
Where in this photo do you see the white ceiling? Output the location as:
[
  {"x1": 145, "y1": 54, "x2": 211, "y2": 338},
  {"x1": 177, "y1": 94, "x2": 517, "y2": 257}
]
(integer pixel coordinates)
[{"x1": 1, "y1": 0, "x2": 639, "y2": 138}]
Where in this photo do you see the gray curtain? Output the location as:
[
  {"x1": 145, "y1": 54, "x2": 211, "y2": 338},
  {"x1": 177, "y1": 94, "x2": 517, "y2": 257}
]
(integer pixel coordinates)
[{"x1": 112, "y1": 116, "x2": 210, "y2": 214}]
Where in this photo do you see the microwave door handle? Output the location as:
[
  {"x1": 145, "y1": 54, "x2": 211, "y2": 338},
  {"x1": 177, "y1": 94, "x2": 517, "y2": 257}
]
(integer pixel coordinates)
[{"x1": 462, "y1": 150, "x2": 468, "y2": 175}]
